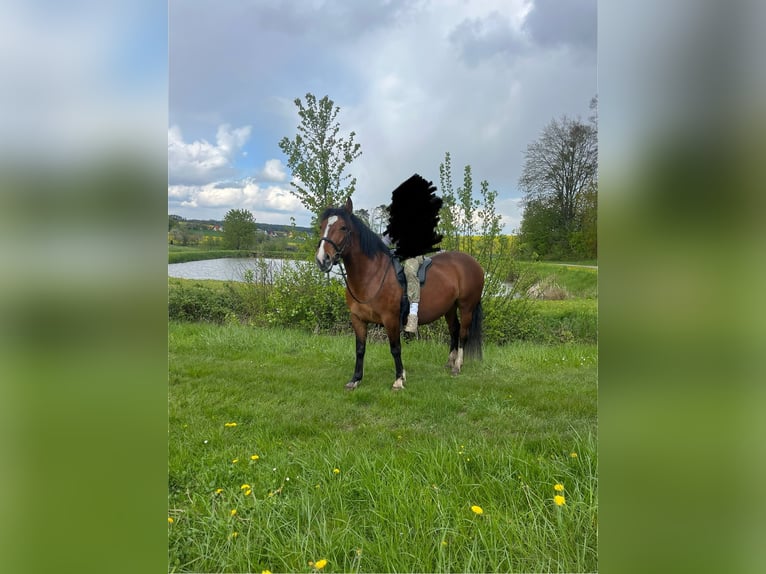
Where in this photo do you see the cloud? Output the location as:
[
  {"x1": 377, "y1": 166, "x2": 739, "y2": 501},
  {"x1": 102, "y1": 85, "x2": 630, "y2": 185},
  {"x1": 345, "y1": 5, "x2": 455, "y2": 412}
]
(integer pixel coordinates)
[
  {"x1": 523, "y1": 0, "x2": 597, "y2": 52},
  {"x1": 168, "y1": 0, "x2": 596, "y2": 231},
  {"x1": 448, "y1": 10, "x2": 529, "y2": 67},
  {"x1": 168, "y1": 124, "x2": 251, "y2": 184},
  {"x1": 168, "y1": 179, "x2": 306, "y2": 223},
  {"x1": 259, "y1": 159, "x2": 288, "y2": 182}
]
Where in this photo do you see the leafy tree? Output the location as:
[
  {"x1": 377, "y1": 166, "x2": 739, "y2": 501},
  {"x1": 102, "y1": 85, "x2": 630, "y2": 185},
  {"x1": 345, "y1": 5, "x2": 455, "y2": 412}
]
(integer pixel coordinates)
[
  {"x1": 278, "y1": 93, "x2": 362, "y2": 225},
  {"x1": 353, "y1": 208, "x2": 370, "y2": 227},
  {"x1": 438, "y1": 152, "x2": 459, "y2": 251},
  {"x1": 169, "y1": 214, "x2": 182, "y2": 231},
  {"x1": 371, "y1": 204, "x2": 389, "y2": 234},
  {"x1": 519, "y1": 108, "x2": 597, "y2": 259},
  {"x1": 223, "y1": 209, "x2": 256, "y2": 250}
]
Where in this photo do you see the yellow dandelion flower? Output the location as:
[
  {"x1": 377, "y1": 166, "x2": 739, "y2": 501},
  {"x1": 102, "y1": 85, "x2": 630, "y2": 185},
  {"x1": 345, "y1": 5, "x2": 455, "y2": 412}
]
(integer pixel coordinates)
[
  {"x1": 240, "y1": 484, "x2": 251, "y2": 490},
  {"x1": 333, "y1": 468, "x2": 340, "y2": 474},
  {"x1": 314, "y1": 558, "x2": 328, "y2": 569},
  {"x1": 251, "y1": 454, "x2": 260, "y2": 460},
  {"x1": 224, "y1": 422, "x2": 238, "y2": 427},
  {"x1": 232, "y1": 458, "x2": 239, "y2": 464},
  {"x1": 230, "y1": 531, "x2": 239, "y2": 539},
  {"x1": 554, "y1": 483, "x2": 564, "y2": 492},
  {"x1": 215, "y1": 488, "x2": 224, "y2": 494},
  {"x1": 570, "y1": 452, "x2": 578, "y2": 458},
  {"x1": 554, "y1": 495, "x2": 566, "y2": 506},
  {"x1": 471, "y1": 505, "x2": 484, "y2": 515},
  {"x1": 230, "y1": 508, "x2": 237, "y2": 516},
  {"x1": 244, "y1": 489, "x2": 252, "y2": 496},
  {"x1": 168, "y1": 517, "x2": 174, "y2": 524},
  {"x1": 441, "y1": 540, "x2": 448, "y2": 546},
  {"x1": 262, "y1": 570, "x2": 272, "y2": 574}
]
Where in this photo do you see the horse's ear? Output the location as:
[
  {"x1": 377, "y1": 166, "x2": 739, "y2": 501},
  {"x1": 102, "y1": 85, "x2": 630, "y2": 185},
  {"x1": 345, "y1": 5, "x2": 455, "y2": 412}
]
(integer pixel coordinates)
[{"x1": 344, "y1": 197, "x2": 353, "y2": 213}]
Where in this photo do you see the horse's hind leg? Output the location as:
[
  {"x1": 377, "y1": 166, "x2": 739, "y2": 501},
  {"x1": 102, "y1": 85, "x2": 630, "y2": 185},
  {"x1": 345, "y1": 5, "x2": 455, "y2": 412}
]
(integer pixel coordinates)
[
  {"x1": 346, "y1": 315, "x2": 368, "y2": 390},
  {"x1": 452, "y1": 304, "x2": 474, "y2": 375},
  {"x1": 444, "y1": 306, "x2": 460, "y2": 371},
  {"x1": 384, "y1": 320, "x2": 405, "y2": 391}
]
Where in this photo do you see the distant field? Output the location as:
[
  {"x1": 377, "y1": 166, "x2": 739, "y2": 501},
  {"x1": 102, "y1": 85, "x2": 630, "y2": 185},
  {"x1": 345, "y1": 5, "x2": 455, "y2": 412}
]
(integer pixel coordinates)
[{"x1": 168, "y1": 322, "x2": 597, "y2": 573}]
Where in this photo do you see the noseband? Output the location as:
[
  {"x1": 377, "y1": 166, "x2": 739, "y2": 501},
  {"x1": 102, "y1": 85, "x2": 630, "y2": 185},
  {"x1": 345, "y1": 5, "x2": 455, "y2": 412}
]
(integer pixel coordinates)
[{"x1": 317, "y1": 226, "x2": 351, "y2": 266}]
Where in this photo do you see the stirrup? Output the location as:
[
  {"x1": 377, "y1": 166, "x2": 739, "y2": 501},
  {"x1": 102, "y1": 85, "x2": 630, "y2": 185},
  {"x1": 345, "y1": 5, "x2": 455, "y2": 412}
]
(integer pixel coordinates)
[{"x1": 404, "y1": 313, "x2": 418, "y2": 334}]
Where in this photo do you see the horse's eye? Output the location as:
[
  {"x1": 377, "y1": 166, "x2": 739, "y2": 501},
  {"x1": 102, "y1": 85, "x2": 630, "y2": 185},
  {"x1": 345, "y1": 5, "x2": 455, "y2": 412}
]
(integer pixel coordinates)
[{"x1": 340, "y1": 226, "x2": 348, "y2": 231}]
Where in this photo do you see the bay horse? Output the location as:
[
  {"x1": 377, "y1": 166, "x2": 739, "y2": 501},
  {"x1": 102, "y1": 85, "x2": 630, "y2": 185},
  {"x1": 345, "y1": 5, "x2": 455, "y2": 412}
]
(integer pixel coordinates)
[{"x1": 315, "y1": 197, "x2": 485, "y2": 391}]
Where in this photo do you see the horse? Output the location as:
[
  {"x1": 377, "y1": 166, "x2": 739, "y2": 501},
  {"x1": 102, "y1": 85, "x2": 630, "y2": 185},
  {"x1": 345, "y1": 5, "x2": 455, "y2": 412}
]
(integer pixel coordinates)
[{"x1": 315, "y1": 197, "x2": 485, "y2": 391}]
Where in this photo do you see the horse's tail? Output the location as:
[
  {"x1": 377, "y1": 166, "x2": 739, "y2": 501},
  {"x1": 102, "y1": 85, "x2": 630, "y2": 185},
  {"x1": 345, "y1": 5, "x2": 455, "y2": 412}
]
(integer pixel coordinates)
[{"x1": 464, "y1": 300, "x2": 483, "y2": 361}]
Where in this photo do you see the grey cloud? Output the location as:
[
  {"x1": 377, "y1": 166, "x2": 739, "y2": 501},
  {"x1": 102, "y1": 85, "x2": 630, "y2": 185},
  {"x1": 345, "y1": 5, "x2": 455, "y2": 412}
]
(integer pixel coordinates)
[
  {"x1": 523, "y1": 0, "x2": 596, "y2": 51},
  {"x1": 448, "y1": 11, "x2": 526, "y2": 67}
]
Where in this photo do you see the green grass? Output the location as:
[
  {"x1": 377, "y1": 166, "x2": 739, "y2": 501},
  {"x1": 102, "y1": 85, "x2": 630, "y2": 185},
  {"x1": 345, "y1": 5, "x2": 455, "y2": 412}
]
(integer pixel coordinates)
[
  {"x1": 169, "y1": 322, "x2": 597, "y2": 572},
  {"x1": 516, "y1": 262, "x2": 598, "y2": 299}
]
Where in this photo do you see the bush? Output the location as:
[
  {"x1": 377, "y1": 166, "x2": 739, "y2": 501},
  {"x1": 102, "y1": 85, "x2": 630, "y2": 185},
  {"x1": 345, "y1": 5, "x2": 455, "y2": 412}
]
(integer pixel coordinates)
[
  {"x1": 167, "y1": 260, "x2": 597, "y2": 344},
  {"x1": 168, "y1": 281, "x2": 244, "y2": 323},
  {"x1": 266, "y1": 261, "x2": 350, "y2": 332}
]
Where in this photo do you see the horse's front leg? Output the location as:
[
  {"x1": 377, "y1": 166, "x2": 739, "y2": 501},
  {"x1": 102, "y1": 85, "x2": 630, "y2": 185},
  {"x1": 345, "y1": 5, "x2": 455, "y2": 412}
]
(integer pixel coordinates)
[
  {"x1": 385, "y1": 320, "x2": 406, "y2": 391},
  {"x1": 346, "y1": 315, "x2": 368, "y2": 390}
]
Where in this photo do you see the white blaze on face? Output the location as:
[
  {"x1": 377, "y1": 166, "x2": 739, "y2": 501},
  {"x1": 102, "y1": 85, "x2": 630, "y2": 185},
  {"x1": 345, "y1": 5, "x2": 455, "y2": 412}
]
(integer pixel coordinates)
[{"x1": 316, "y1": 215, "x2": 339, "y2": 262}]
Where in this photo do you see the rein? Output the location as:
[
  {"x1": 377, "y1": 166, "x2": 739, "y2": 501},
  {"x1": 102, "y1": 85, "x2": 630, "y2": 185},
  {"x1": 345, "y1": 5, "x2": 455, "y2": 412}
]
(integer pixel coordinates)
[
  {"x1": 338, "y1": 254, "x2": 394, "y2": 305},
  {"x1": 318, "y1": 221, "x2": 392, "y2": 305}
]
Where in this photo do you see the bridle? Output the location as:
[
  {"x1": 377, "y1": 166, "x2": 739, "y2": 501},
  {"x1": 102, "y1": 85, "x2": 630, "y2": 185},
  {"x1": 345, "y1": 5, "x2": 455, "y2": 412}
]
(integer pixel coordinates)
[
  {"x1": 317, "y1": 219, "x2": 393, "y2": 305},
  {"x1": 317, "y1": 226, "x2": 351, "y2": 266}
]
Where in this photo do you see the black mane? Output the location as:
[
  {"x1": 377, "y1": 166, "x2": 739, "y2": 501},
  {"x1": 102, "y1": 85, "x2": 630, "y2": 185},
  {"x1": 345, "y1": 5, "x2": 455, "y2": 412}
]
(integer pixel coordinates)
[{"x1": 320, "y1": 207, "x2": 389, "y2": 260}]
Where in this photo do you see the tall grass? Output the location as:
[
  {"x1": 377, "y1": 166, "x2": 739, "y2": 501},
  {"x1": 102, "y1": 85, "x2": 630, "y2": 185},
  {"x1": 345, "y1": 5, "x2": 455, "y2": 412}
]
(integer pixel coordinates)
[
  {"x1": 169, "y1": 322, "x2": 597, "y2": 572},
  {"x1": 515, "y1": 262, "x2": 598, "y2": 300}
]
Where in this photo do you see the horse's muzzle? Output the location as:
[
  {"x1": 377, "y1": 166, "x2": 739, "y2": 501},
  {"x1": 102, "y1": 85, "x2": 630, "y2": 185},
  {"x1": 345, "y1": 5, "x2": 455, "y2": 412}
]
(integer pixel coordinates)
[{"x1": 316, "y1": 255, "x2": 333, "y2": 273}]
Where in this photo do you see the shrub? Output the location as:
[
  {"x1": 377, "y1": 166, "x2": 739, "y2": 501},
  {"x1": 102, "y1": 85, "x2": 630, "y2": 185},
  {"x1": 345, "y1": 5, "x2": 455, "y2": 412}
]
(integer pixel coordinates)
[
  {"x1": 168, "y1": 281, "x2": 243, "y2": 323},
  {"x1": 266, "y1": 261, "x2": 350, "y2": 332}
]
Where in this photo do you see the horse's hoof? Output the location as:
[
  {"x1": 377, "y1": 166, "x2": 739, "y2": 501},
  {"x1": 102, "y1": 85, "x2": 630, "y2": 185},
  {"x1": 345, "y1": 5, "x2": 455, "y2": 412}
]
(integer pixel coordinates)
[
  {"x1": 345, "y1": 381, "x2": 359, "y2": 391},
  {"x1": 451, "y1": 367, "x2": 461, "y2": 376},
  {"x1": 392, "y1": 379, "x2": 405, "y2": 391}
]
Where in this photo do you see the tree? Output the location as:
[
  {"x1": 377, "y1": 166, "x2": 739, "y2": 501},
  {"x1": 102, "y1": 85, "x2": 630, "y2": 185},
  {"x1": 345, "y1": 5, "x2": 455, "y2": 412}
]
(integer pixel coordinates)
[
  {"x1": 519, "y1": 109, "x2": 597, "y2": 259},
  {"x1": 223, "y1": 209, "x2": 256, "y2": 250},
  {"x1": 353, "y1": 208, "x2": 370, "y2": 227},
  {"x1": 278, "y1": 93, "x2": 362, "y2": 225},
  {"x1": 371, "y1": 204, "x2": 389, "y2": 234}
]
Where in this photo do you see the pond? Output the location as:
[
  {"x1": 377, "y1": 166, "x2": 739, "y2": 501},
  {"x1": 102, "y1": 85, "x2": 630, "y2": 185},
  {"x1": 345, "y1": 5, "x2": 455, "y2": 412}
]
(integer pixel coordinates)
[{"x1": 168, "y1": 257, "x2": 342, "y2": 282}]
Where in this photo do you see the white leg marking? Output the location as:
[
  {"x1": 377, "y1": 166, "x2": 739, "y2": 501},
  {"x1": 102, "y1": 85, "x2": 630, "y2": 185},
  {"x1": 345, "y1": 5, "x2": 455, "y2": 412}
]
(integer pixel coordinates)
[
  {"x1": 392, "y1": 377, "x2": 405, "y2": 391},
  {"x1": 453, "y1": 348, "x2": 464, "y2": 374}
]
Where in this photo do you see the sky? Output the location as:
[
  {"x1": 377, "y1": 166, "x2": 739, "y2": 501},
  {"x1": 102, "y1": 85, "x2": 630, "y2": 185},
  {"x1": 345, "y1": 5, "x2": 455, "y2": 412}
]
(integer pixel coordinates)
[{"x1": 168, "y1": 0, "x2": 596, "y2": 231}]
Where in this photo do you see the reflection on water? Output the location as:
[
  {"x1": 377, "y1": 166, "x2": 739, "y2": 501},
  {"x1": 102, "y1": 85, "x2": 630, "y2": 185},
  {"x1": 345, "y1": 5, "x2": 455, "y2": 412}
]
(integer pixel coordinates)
[{"x1": 168, "y1": 257, "x2": 341, "y2": 282}]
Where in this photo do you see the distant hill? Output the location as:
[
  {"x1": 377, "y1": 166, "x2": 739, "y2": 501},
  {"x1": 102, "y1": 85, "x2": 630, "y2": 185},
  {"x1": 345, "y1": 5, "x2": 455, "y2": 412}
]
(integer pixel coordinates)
[{"x1": 170, "y1": 216, "x2": 313, "y2": 236}]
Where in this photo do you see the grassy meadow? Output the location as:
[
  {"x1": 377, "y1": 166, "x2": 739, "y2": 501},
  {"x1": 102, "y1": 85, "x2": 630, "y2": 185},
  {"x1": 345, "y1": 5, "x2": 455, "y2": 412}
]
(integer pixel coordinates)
[{"x1": 168, "y1": 322, "x2": 597, "y2": 572}]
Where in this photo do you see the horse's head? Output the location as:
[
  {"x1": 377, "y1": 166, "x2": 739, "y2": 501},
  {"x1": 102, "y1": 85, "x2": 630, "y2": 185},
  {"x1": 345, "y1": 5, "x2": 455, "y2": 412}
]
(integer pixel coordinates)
[{"x1": 316, "y1": 197, "x2": 354, "y2": 272}]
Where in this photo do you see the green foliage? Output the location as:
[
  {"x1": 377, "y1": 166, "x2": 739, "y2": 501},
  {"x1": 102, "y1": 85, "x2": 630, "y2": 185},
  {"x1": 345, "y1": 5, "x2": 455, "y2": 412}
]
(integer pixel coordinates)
[
  {"x1": 278, "y1": 93, "x2": 362, "y2": 225},
  {"x1": 518, "y1": 105, "x2": 598, "y2": 260},
  {"x1": 265, "y1": 261, "x2": 349, "y2": 332},
  {"x1": 169, "y1": 322, "x2": 597, "y2": 573},
  {"x1": 438, "y1": 152, "x2": 459, "y2": 251},
  {"x1": 168, "y1": 280, "x2": 244, "y2": 323},
  {"x1": 223, "y1": 209, "x2": 256, "y2": 250},
  {"x1": 370, "y1": 204, "x2": 389, "y2": 234}
]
